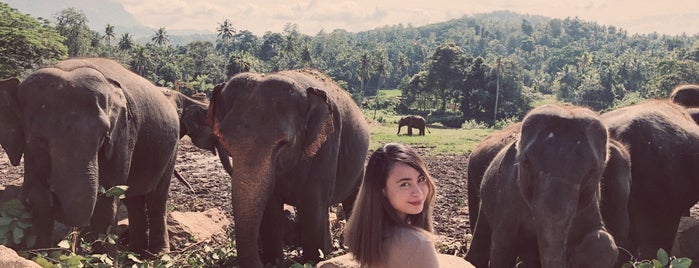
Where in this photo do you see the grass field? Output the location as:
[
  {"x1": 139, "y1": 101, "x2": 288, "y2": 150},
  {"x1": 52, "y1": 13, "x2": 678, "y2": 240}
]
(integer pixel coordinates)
[{"x1": 362, "y1": 89, "x2": 495, "y2": 155}]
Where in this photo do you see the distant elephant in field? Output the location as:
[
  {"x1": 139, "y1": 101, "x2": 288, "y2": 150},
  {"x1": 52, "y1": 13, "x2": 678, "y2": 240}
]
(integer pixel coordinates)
[
  {"x1": 0, "y1": 58, "x2": 180, "y2": 256},
  {"x1": 162, "y1": 89, "x2": 232, "y2": 176},
  {"x1": 397, "y1": 115, "x2": 429, "y2": 136},
  {"x1": 466, "y1": 104, "x2": 630, "y2": 268},
  {"x1": 207, "y1": 69, "x2": 370, "y2": 268},
  {"x1": 601, "y1": 100, "x2": 699, "y2": 260},
  {"x1": 670, "y1": 84, "x2": 699, "y2": 107}
]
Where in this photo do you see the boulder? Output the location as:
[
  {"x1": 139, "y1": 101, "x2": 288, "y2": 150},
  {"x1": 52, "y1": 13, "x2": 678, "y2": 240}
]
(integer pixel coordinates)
[
  {"x1": 0, "y1": 245, "x2": 41, "y2": 268},
  {"x1": 167, "y1": 208, "x2": 231, "y2": 248},
  {"x1": 317, "y1": 253, "x2": 475, "y2": 268}
]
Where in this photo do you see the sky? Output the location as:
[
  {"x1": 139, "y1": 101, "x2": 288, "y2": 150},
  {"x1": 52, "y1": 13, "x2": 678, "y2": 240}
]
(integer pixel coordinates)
[{"x1": 111, "y1": 0, "x2": 699, "y2": 36}]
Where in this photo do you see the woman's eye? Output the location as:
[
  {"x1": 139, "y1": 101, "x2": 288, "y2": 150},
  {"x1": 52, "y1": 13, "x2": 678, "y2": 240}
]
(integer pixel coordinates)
[
  {"x1": 400, "y1": 182, "x2": 410, "y2": 187},
  {"x1": 418, "y1": 176, "x2": 426, "y2": 183}
]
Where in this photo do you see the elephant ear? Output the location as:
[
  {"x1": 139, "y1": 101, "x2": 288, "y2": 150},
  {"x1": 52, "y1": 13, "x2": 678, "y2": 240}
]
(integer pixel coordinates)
[
  {"x1": 101, "y1": 78, "x2": 128, "y2": 161},
  {"x1": 303, "y1": 87, "x2": 335, "y2": 158},
  {"x1": 0, "y1": 78, "x2": 25, "y2": 166}
]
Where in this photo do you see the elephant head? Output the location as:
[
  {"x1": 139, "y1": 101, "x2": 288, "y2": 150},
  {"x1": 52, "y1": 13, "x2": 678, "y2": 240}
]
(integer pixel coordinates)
[
  {"x1": 516, "y1": 104, "x2": 612, "y2": 267},
  {"x1": 208, "y1": 70, "x2": 368, "y2": 267},
  {"x1": 0, "y1": 67, "x2": 127, "y2": 246}
]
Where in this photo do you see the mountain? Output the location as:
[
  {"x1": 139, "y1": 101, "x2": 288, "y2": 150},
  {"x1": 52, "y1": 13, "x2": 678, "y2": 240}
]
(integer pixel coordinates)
[{"x1": 3, "y1": 0, "x2": 215, "y2": 44}]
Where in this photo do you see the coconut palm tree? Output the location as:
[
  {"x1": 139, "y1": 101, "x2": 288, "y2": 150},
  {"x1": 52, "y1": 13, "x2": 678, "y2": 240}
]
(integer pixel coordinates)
[
  {"x1": 118, "y1": 33, "x2": 134, "y2": 51},
  {"x1": 217, "y1": 19, "x2": 235, "y2": 43},
  {"x1": 151, "y1": 27, "x2": 169, "y2": 47},
  {"x1": 104, "y1": 24, "x2": 115, "y2": 46}
]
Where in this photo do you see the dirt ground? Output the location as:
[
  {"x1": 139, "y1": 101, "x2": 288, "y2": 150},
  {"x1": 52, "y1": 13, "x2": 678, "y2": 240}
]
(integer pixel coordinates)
[
  {"x1": 3, "y1": 138, "x2": 698, "y2": 266},
  {"x1": 0, "y1": 138, "x2": 472, "y2": 265}
]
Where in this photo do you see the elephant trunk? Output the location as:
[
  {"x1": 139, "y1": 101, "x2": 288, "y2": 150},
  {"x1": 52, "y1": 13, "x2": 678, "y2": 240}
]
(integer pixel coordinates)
[
  {"x1": 525, "y1": 173, "x2": 581, "y2": 268},
  {"x1": 50, "y1": 152, "x2": 100, "y2": 227},
  {"x1": 229, "y1": 148, "x2": 275, "y2": 268}
]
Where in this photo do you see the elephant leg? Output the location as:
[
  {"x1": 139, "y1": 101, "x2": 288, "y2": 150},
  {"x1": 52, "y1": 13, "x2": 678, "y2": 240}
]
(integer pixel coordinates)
[
  {"x1": 569, "y1": 230, "x2": 618, "y2": 268},
  {"x1": 260, "y1": 196, "x2": 284, "y2": 266},
  {"x1": 122, "y1": 195, "x2": 149, "y2": 255},
  {"x1": 407, "y1": 126, "x2": 413, "y2": 136},
  {"x1": 298, "y1": 199, "x2": 330, "y2": 264},
  {"x1": 25, "y1": 185, "x2": 55, "y2": 248},
  {"x1": 419, "y1": 127, "x2": 425, "y2": 136},
  {"x1": 628, "y1": 201, "x2": 680, "y2": 259},
  {"x1": 465, "y1": 216, "x2": 492, "y2": 268},
  {"x1": 89, "y1": 195, "x2": 117, "y2": 254},
  {"x1": 488, "y1": 219, "x2": 520, "y2": 268},
  {"x1": 145, "y1": 173, "x2": 172, "y2": 255}
]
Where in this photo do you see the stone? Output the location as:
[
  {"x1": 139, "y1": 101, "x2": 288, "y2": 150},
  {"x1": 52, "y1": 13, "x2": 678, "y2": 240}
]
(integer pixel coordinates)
[
  {"x1": 167, "y1": 208, "x2": 231, "y2": 248},
  {"x1": 316, "y1": 253, "x2": 475, "y2": 268},
  {"x1": 0, "y1": 245, "x2": 41, "y2": 268}
]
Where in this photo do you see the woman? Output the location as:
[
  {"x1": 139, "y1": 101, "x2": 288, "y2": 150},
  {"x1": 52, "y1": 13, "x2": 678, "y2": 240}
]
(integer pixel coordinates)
[{"x1": 343, "y1": 142, "x2": 438, "y2": 267}]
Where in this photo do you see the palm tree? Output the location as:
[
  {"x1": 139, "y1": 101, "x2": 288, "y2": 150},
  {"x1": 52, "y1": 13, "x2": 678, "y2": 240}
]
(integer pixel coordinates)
[
  {"x1": 217, "y1": 19, "x2": 235, "y2": 43},
  {"x1": 358, "y1": 52, "x2": 373, "y2": 98},
  {"x1": 104, "y1": 24, "x2": 115, "y2": 46},
  {"x1": 118, "y1": 33, "x2": 134, "y2": 51},
  {"x1": 151, "y1": 27, "x2": 169, "y2": 47}
]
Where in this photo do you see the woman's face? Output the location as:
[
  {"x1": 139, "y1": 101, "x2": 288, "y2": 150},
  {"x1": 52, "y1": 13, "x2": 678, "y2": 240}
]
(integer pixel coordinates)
[{"x1": 384, "y1": 162, "x2": 430, "y2": 220}]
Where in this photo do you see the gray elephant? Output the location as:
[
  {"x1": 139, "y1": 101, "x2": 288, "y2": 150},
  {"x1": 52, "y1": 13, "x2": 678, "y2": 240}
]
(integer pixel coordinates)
[
  {"x1": 207, "y1": 69, "x2": 370, "y2": 267},
  {"x1": 162, "y1": 89, "x2": 232, "y2": 177},
  {"x1": 0, "y1": 58, "x2": 180, "y2": 256},
  {"x1": 670, "y1": 84, "x2": 699, "y2": 108},
  {"x1": 397, "y1": 115, "x2": 429, "y2": 136},
  {"x1": 602, "y1": 100, "x2": 699, "y2": 260},
  {"x1": 466, "y1": 104, "x2": 629, "y2": 267}
]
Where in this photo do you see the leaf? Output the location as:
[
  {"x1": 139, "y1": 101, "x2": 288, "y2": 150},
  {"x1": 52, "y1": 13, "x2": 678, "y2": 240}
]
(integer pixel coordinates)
[
  {"x1": 58, "y1": 239, "x2": 71, "y2": 249},
  {"x1": 12, "y1": 227, "x2": 24, "y2": 244},
  {"x1": 671, "y1": 258, "x2": 693, "y2": 268},
  {"x1": 127, "y1": 253, "x2": 144, "y2": 263},
  {"x1": 657, "y1": 248, "x2": 669, "y2": 266},
  {"x1": 0, "y1": 216, "x2": 13, "y2": 225},
  {"x1": 32, "y1": 256, "x2": 54, "y2": 268},
  {"x1": 105, "y1": 185, "x2": 129, "y2": 198},
  {"x1": 652, "y1": 259, "x2": 663, "y2": 268}
]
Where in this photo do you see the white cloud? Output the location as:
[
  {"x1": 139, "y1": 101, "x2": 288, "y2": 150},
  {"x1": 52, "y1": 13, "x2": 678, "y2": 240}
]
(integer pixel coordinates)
[{"x1": 112, "y1": 0, "x2": 699, "y2": 35}]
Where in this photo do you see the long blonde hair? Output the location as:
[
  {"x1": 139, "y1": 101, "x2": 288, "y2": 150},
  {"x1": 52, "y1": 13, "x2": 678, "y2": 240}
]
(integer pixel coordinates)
[{"x1": 343, "y1": 143, "x2": 436, "y2": 267}]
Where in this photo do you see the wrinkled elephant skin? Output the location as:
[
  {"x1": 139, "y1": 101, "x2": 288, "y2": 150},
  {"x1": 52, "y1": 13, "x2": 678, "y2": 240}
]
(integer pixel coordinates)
[
  {"x1": 466, "y1": 104, "x2": 625, "y2": 268},
  {"x1": 208, "y1": 69, "x2": 370, "y2": 268},
  {"x1": 0, "y1": 58, "x2": 180, "y2": 256},
  {"x1": 602, "y1": 100, "x2": 699, "y2": 259}
]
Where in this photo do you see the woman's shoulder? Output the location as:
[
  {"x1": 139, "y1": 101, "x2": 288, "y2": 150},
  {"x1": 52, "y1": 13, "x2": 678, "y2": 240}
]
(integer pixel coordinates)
[{"x1": 388, "y1": 226, "x2": 434, "y2": 245}]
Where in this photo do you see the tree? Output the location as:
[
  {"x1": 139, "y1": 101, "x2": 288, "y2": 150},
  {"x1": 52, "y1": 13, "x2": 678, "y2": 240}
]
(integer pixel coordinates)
[
  {"x1": 0, "y1": 3, "x2": 67, "y2": 77},
  {"x1": 217, "y1": 19, "x2": 236, "y2": 43},
  {"x1": 104, "y1": 24, "x2": 115, "y2": 46},
  {"x1": 151, "y1": 27, "x2": 169, "y2": 47},
  {"x1": 54, "y1": 8, "x2": 94, "y2": 56},
  {"x1": 424, "y1": 42, "x2": 468, "y2": 111},
  {"x1": 118, "y1": 33, "x2": 134, "y2": 51}
]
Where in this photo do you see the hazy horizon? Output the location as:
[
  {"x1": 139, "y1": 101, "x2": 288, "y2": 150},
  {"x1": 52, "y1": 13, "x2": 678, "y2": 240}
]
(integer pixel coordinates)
[{"x1": 113, "y1": 0, "x2": 699, "y2": 36}]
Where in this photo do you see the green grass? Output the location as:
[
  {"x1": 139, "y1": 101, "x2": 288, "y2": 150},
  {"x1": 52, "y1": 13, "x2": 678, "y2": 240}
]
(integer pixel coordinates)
[
  {"x1": 367, "y1": 119, "x2": 494, "y2": 156},
  {"x1": 363, "y1": 89, "x2": 495, "y2": 155}
]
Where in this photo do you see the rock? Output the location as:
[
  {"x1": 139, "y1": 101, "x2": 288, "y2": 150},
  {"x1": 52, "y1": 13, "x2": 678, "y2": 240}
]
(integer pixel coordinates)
[
  {"x1": 167, "y1": 208, "x2": 231, "y2": 248},
  {"x1": 0, "y1": 245, "x2": 41, "y2": 268},
  {"x1": 672, "y1": 216, "x2": 699, "y2": 259}
]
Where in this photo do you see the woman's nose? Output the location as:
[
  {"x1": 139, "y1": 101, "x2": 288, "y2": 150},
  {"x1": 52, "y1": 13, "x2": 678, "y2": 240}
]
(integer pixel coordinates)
[{"x1": 411, "y1": 185, "x2": 423, "y2": 197}]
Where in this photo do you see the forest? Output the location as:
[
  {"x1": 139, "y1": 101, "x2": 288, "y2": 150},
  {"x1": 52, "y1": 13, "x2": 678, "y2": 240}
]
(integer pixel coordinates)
[{"x1": 2, "y1": 2, "x2": 699, "y2": 126}]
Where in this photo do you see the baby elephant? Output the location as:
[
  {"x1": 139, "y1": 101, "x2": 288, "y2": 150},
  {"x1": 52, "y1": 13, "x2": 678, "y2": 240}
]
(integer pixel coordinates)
[
  {"x1": 397, "y1": 115, "x2": 429, "y2": 136},
  {"x1": 466, "y1": 104, "x2": 623, "y2": 268}
]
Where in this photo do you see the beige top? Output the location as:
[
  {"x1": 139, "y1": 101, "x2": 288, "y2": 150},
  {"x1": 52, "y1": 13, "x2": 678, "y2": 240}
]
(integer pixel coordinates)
[{"x1": 317, "y1": 227, "x2": 474, "y2": 268}]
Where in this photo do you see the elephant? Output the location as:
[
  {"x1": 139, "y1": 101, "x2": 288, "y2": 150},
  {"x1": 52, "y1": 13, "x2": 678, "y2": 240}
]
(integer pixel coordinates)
[
  {"x1": 670, "y1": 84, "x2": 699, "y2": 108},
  {"x1": 465, "y1": 104, "x2": 630, "y2": 268},
  {"x1": 0, "y1": 58, "x2": 180, "y2": 256},
  {"x1": 207, "y1": 69, "x2": 370, "y2": 268},
  {"x1": 161, "y1": 89, "x2": 232, "y2": 177},
  {"x1": 397, "y1": 115, "x2": 430, "y2": 136},
  {"x1": 601, "y1": 100, "x2": 699, "y2": 259}
]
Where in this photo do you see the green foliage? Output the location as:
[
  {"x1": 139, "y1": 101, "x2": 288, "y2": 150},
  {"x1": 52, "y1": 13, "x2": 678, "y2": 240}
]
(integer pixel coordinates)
[
  {"x1": 0, "y1": 199, "x2": 35, "y2": 248},
  {"x1": 621, "y1": 248, "x2": 692, "y2": 268},
  {"x1": 0, "y1": 3, "x2": 67, "y2": 77}
]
